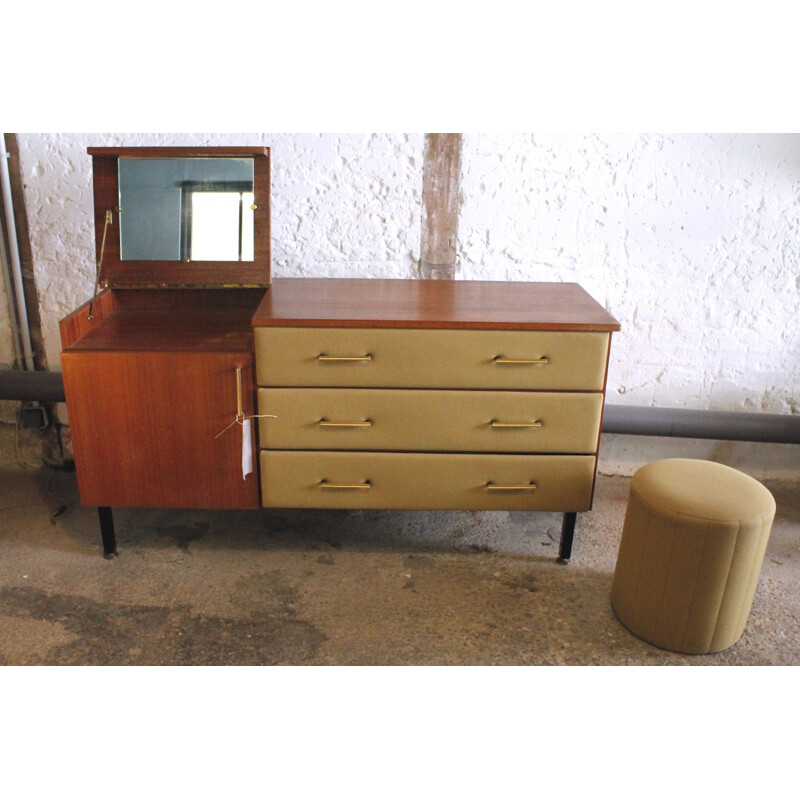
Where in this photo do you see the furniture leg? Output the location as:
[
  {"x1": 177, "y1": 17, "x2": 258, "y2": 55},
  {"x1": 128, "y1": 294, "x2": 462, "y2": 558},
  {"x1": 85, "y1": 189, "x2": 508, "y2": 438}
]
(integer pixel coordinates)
[
  {"x1": 98, "y1": 506, "x2": 118, "y2": 559},
  {"x1": 558, "y1": 512, "x2": 577, "y2": 564}
]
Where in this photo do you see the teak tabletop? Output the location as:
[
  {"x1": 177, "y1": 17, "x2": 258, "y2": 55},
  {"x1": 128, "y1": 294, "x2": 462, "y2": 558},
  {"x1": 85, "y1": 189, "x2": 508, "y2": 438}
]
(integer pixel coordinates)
[{"x1": 252, "y1": 278, "x2": 620, "y2": 331}]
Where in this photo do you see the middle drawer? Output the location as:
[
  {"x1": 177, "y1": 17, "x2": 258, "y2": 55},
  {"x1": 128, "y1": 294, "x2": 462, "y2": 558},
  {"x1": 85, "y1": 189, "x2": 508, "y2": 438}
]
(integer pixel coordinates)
[{"x1": 258, "y1": 388, "x2": 603, "y2": 454}]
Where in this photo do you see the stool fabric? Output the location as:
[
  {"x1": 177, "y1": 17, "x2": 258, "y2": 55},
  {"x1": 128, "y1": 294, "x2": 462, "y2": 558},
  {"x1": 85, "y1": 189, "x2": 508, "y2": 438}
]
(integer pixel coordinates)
[{"x1": 611, "y1": 458, "x2": 775, "y2": 655}]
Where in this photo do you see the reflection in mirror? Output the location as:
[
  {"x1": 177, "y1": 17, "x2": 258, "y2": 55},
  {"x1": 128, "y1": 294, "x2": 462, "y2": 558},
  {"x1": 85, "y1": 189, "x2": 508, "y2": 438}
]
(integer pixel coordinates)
[{"x1": 118, "y1": 157, "x2": 255, "y2": 262}]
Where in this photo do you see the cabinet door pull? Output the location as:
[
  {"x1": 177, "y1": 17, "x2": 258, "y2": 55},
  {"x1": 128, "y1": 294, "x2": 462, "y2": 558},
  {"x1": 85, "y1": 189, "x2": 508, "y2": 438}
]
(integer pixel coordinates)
[
  {"x1": 494, "y1": 356, "x2": 548, "y2": 365},
  {"x1": 485, "y1": 482, "x2": 537, "y2": 492},
  {"x1": 317, "y1": 353, "x2": 373, "y2": 362},
  {"x1": 490, "y1": 419, "x2": 543, "y2": 428},
  {"x1": 320, "y1": 480, "x2": 372, "y2": 490},
  {"x1": 319, "y1": 418, "x2": 373, "y2": 428},
  {"x1": 235, "y1": 366, "x2": 244, "y2": 421}
]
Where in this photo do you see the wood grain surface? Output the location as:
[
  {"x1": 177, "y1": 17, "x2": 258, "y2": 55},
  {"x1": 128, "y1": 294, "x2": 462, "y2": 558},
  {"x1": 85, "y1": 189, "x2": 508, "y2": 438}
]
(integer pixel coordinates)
[
  {"x1": 61, "y1": 349, "x2": 259, "y2": 508},
  {"x1": 252, "y1": 278, "x2": 621, "y2": 331},
  {"x1": 60, "y1": 289, "x2": 263, "y2": 352},
  {"x1": 89, "y1": 147, "x2": 271, "y2": 288}
]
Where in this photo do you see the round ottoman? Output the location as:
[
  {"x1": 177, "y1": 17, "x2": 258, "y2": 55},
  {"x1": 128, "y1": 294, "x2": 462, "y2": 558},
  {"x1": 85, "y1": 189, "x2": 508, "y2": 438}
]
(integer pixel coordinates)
[{"x1": 611, "y1": 458, "x2": 775, "y2": 655}]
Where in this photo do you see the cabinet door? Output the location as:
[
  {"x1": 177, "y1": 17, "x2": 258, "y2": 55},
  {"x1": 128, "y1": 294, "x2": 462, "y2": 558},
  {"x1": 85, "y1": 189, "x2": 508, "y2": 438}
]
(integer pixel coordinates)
[{"x1": 61, "y1": 350, "x2": 259, "y2": 509}]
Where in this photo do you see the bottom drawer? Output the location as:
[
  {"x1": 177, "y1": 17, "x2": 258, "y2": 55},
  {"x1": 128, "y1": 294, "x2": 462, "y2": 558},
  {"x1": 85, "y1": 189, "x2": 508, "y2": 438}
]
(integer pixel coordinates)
[{"x1": 260, "y1": 451, "x2": 596, "y2": 511}]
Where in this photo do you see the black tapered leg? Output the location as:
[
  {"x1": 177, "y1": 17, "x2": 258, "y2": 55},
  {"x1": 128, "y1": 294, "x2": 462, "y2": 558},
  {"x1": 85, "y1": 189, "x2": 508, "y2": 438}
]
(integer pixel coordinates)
[
  {"x1": 558, "y1": 512, "x2": 577, "y2": 564},
  {"x1": 98, "y1": 506, "x2": 118, "y2": 559}
]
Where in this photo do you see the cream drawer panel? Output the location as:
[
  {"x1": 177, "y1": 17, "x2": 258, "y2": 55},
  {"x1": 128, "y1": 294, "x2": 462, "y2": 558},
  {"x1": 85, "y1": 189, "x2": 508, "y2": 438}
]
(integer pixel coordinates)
[
  {"x1": 258, "y1": 388, "x2": 603, "y2": 454},
  {"x1": 260, "y1": 451, "x2": 595, "y2": 511},
  {"x1": 255, "y1": 328, "x2": 610, "y2": 390}
]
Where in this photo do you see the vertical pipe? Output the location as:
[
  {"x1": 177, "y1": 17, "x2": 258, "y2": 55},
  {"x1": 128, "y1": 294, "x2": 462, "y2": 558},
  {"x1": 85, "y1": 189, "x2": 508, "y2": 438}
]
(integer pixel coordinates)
[
  {"x1": 0, "y1": 135, "x2": 35, "y2": 371},
  {"x1": 0, "y1": 209, "x2": 24, "y2": 368}
]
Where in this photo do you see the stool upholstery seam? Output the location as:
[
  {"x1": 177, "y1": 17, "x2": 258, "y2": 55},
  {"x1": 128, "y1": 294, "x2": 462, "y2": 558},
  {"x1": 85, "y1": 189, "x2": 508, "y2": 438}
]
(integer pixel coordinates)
[
  {"x1": 630, "y1": 484, "x2": 774, "y2": 524},
  {"x1": 680, "y1": 516, "x2": 712, "y2": 654},
  {"x1": 707, "y1": 519, "x2": 739, "y2": 653}
]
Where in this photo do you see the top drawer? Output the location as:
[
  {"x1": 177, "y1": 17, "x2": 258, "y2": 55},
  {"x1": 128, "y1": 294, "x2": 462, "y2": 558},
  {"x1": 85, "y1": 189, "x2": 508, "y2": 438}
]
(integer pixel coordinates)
[{"x1": 255, "y1": 327, "x2": 610, "y2": 390}]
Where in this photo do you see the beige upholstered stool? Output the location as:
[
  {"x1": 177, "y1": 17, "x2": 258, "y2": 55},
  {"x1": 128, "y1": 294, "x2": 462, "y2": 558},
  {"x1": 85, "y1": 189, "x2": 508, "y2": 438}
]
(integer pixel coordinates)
[{"x1": 611, "y1": 458, "x2": 775, "y2": 655}]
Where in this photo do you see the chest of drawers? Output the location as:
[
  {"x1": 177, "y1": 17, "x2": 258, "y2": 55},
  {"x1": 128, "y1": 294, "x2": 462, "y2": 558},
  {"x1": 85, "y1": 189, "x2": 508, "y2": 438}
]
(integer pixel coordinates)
[{"x1": 253, "y1": 278, "x2": 619, "y2": 561}]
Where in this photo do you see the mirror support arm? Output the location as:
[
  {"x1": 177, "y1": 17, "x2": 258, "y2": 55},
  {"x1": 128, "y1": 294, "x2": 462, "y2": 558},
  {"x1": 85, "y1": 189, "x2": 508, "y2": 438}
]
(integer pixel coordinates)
[{"x1": 88, "y1": 208, "x2": 114, "y2": 321}]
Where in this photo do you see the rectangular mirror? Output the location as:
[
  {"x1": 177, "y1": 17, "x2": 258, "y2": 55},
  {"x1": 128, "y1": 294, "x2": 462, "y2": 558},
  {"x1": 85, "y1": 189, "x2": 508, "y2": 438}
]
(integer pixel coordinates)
[
  {"x1": 118, "y1": 157, "x2": 255, "y2": 262},
  {"x1": 87, "y1": 146, "x2": 271, "y2": 288}
]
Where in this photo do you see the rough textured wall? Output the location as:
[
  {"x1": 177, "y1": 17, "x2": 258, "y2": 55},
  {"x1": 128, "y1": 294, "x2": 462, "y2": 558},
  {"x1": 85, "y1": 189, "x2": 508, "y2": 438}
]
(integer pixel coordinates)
[
  {"x1": 14, "y1": 133, "x2": 424, "y2": 369},
  {"x1": 459, "y1": 133, "x2": 800, "y2": 417},
  {"x1": 8, "y1": 132, "x2": 800, "y2": 475}
]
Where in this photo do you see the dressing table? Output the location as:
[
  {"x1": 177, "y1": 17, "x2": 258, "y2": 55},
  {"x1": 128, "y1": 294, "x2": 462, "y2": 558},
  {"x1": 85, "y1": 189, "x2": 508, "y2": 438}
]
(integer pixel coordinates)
[{"x1": 60, "y1": 146, "x2": 619, "y2": 563}]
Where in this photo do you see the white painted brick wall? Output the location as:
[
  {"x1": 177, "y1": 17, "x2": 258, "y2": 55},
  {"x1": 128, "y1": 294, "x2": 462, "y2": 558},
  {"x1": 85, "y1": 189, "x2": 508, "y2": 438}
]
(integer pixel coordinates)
[
  {"x1": 7, "y1": 132, "x2": 800, "y2": 475},
  {"x1": 459, "y1": 133, "x2": 800, "y2": 417},
  {"x1": 456, "y1": 133, "x2": 800, "y2": 477}
]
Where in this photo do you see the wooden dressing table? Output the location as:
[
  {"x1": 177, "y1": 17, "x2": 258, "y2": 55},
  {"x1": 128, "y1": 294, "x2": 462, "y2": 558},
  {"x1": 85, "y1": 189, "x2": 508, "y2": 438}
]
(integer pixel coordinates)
[{"x1": 60, "y1": 146, "x2": 619, "y2": 563}]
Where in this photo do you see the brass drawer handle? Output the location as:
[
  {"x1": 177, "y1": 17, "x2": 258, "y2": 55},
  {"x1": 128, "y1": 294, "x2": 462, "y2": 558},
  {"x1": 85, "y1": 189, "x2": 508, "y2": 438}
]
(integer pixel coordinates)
[
  {"x1": 494, "y1": 356, "x2": 548, "y2": 365},
  {"x1": 319, "y1": 418, "x2": 373, "y2": 428},
  {"x1": 485, "y1": 482, "x2": 537, "y2": 492},
  {"x1": 490, "y1": 419, "x2": 543, "y2": 428},
  {"x1": 317, "y1": 353, "x2": 373, "y2": 362},
  {"x1": 320, "y1": 480, "x2": 372, "y2": 490}
]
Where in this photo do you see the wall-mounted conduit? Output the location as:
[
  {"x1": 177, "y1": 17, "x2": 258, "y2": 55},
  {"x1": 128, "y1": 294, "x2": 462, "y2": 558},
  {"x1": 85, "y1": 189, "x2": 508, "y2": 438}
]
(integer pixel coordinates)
[
  {"x1": 0, "y1": 135, "x2": 35, "y2": 372},
  {"x1": 601, "y1": 404, "x2": 800, "y2": 445}
]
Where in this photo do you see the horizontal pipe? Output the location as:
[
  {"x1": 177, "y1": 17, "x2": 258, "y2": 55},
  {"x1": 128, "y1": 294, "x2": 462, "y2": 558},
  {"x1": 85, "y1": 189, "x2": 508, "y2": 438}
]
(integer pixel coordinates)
[
  {"x1": 1, "y1": 369, "x2": 799, "y2": 445},
  {"x1": 602, "y1": 403, "x2": 800, "y2": 444},
  {"x1": 0, "y1": 370, "x2": 66, "y2": 402}
]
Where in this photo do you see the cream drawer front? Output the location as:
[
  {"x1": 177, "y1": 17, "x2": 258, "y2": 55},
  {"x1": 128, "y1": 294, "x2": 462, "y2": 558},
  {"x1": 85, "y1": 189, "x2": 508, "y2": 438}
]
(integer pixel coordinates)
[
  {"x1": 255, "y1": 328, "x2": 610, "y2": 390},
  {"x1": 258, "y1": 388, "x2": 603, "y2": 453},
  {"x1": 260, "y1": 451, "x2": 596, "y2": 511}
]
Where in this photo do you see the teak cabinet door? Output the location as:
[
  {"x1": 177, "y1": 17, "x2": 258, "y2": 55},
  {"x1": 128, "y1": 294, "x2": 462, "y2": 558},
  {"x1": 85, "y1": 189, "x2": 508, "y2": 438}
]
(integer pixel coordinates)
[{"x1": 61, "y1": 350, "x2": 259, "y2": 509}]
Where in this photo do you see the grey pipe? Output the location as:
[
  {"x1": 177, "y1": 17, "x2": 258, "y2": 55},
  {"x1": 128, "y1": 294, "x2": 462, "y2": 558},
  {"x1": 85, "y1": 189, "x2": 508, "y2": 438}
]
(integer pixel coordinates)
[
  {"x1": 602, "y1": 403, "x2": 800, "y2": 444},
  {"x1": 0, "y1": 214, "x2": 24, "y2": 368},
  {"x1": 0, "y1": 370, "x2": 66, "y2": 402},
  {"x1": 1, "y1": 368, "x2": 799, "y2": 445},
  {"x1": 0, "y1": 136, "x2": 35, "y2": 371}
]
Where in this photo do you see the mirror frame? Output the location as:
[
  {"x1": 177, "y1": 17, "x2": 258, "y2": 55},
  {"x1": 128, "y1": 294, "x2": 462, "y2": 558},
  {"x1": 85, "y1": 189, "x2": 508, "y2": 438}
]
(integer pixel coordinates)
[{"x1": 88, "y1": 146, "x2": 271, "y2": 288}]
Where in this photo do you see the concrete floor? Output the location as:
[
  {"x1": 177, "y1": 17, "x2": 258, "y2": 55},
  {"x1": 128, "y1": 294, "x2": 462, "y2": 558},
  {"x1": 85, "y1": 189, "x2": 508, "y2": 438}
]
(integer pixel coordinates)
[{"x1": 2, "y1": 422, "x2": 799, "y2": 666}]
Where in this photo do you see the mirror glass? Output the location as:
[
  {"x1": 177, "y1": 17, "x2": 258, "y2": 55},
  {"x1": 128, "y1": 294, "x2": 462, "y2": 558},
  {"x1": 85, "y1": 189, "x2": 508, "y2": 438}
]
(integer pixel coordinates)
[{"x1": 118, "y1": 157, "x2": 255, "y2": 261}]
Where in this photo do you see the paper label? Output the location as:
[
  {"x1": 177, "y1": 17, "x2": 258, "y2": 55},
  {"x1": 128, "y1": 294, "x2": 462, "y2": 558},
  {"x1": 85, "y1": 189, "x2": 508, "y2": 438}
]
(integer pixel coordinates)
[{"x1": 242, "y1": 418, "x2": 253, "y2": 479}]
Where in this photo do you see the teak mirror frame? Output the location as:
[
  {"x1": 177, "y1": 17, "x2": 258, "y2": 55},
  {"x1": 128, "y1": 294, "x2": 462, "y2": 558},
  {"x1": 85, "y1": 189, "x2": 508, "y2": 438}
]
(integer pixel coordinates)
[{"x1": 87, "y1": 146, "x2": 271, "y2": 288}]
